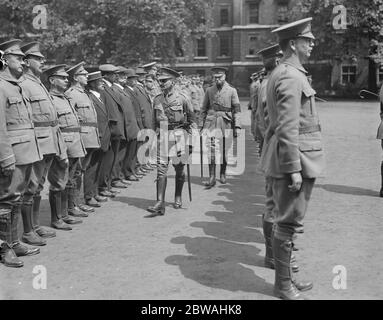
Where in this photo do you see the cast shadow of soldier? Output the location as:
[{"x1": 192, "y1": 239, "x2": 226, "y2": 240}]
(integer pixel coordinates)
[
  {"x1": 315, "y1": 184, "x2": 379, "y2": 198},
  {"x1": 165, "y1": 126, "x2": 275, "y2": 296}
]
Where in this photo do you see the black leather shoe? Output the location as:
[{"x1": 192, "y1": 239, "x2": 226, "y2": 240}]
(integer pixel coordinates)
[
  {"x1": 145, "y1": 211, "x2": 165, "y2": 218},
  {"x1": 100, "y1": 190, "x2": 116, "y2": 198},
  {"x1": 121, "y1": 179, "x2": 132, "y2": 185},
  {"x1": 146, "y1": 202, "x2": 165, "y2": 217},
  {"x1": 12, "y1": 242, "x2": 40, "y2": 257},
  {"x1": 52, "y1": 220, "x2": 72, "y2": 231},
  {"x1": 220, "y1": 174, "x2": 227, "y2": 184},
  {"x1": 112, "y1": 181, "x2": 128, "y2": 189},
  {"x1": 62, "y1": 216, "x2": 82, "y2": 225},
  {"x1": 78, "y1": 204, "x2": 95, "y2": 213},
  {"x1": 22, "y1": 232, "x2": 46, "y2": 246},
  {"x1": 85, "y1": 198, "x2": 102, "y2": 207},
  {"x1": 69, "y1": 207, "x2": 88, "y2": 217},
  {"x1": 203, "y1": 180, "x2": 216, "y2": 189},
  {"x1": 35, "y1": 226, "x2": 56, "y2": 239},
  {"x1": 0, "y1": 244, "x2": 24, "y2": 268},
  {"x1": 94, "y1": 195, "x2": 108, "y2": 203},
  {"x1": 293, "y1": 280, "x2": 313, "y2": 292},
  {"x1": 110, "y1": 189, "x2": 120, "y2": 194},
  {"x1": 126, "y1": 175, "x2": 139, "y2": 182}
]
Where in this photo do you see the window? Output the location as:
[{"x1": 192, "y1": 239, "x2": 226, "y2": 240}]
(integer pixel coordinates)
[
  {"x1": 277, "y1": 4, "x2": 289, "y2": 24},
  {"x1": 196, "y1": 38, "x2": 206, "y2": 57},
  {"x1": 341, "y1": 65, "x2": 357, "y2": 84},
  {"x1": 248, "y1": 3, "x2": 259, "y2": 24},
  {"x1": 248, "y1": 35, "x2": 258, "y2": 55},
  {"x1": 220, "y1": 7, "x2": 230, "y2": 26},
  {"x1": 219, "y1": 34, "x2": 230, "y2": 57}
]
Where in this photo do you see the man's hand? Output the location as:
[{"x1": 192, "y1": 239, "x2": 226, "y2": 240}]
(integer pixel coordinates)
[
  {"x1": 1, "y1": 163, "x2": 15, "y2": 177},
  {"x1": 288, "y1": 172, "x2": 302, "y2": 192},
  {"x1": 60, "y1": 158, "x2": 69, "y2": 169}
]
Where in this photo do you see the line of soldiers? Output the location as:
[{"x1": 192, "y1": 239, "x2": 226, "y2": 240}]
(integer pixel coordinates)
[
  {"x1": 250, "y1": 18, "x2": 326, "y2": 300},
  {"x1": 0, "y1": 37, "x2": 211, "y2": 268}
]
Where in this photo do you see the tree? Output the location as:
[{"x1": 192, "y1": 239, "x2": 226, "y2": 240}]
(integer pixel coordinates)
[
  {"x1": 0, "y1": 0, "x2": 215, "y2": 66},
  {"x1": 288, "y1": 0, "x2": 383, "y2": 61}
]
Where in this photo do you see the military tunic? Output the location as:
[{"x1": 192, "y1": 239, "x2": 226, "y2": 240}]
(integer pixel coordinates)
[
  {"x1": 201, "y1": 81, "x2": 241, "y2": 164},
  {"x1": 261, "y1": 54, "x2": 325, "y2": 241},
  {"x1": 20, "y1": 72, "x2": 67, "y2": 203},
  {"x1": 153, "y1": 89, "x2": 196, "y2": 177},
  {"x1": 65, "y1": 85, "x2": 100, "y2": 150},
  {"x1": 0, "y1": 72, "x2": 41, "y2": 214},
  {"x1": 47, "y1": 92, "x2": 86, "y2": 192}
]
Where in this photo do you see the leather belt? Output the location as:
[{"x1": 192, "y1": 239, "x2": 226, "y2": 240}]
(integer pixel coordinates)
[
  {"x1": 61, "y1": 127, "x2": 81, "y2": 133},
  {"x1": 212, "y1": 104, "x2": 230, "y2": 112},
  {"x1": 80, "y1": 122, "x2": 98, "y2": 127},
  {"x1": 6, "y1": 123, "x2": 34, "y2": 131},
  {"x1": 34, "y1": 120, "x2": 59, "y2": 127},
  {"x1": 299, "y1": 124, "x2": 321, "y2": 134}
]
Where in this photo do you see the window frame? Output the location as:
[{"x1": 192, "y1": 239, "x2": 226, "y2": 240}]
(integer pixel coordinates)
[
  {"x1": 219, "y1": 6, "x2": 230, "y2": 27},
  {"x1": 218, "y1": 33, "x2": 231, "y2": 57},
  {"x1": 341, "y1": 64, "x2": 357, "y2": 85},
  {"x1": 248, "y1": 34, "x2": 258, "y2": 56},
  {"x1": 196, "y1": 38, "x2": 207, "y2": 57},
  {"x1": 248, "y1": 2, "x2": 259, "y2": 24}
]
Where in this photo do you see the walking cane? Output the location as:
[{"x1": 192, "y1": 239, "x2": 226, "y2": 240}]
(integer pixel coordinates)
[
  {"x1": 359, "y1": 89, "x2": 379, "y2": 99},
  {"x1": 200, "y1": 135, "x2": 203, "y2": 178},
  {"x1": 187, "y1": 164, "x2": 192, "y2": 202}
]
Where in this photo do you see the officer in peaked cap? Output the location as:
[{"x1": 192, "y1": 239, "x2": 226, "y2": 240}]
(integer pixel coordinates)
[
  {"x1": 142, "y1": 61, "x2": 158, "y2": 73},
  {"x1": 260, "y1": 17, "x2": 324, "y2": 300},
  {"x1": 146, "y1": 67, "x2": 197, "y2": 218},
  {"x1": 143, "y1": 62, "x2": 162, "y2": 96},
  {"x1": 44, "y1": 65, "x2": 87, "y2": 230},
  {"x1": 99, "y1": 64, "x2": 119, "y2": 74},
  {"x1": 20, "y1": 42, "x2": 45, "y2": 59},
  {"x1": 200, "y1": 65, "x2": 241, "y2": 189},
  {"x1": 255, "y1": 43, "x2": 299, "y2": 278},
  {"x1": 66, "y1": 62, "x2": 101, "y2": 212},
  {"x1": 0, "y1": 39, "x2": 41, "y2": 267},
  {"x1": 20, "y1": 41, "x2": 68, "y2": 245}
]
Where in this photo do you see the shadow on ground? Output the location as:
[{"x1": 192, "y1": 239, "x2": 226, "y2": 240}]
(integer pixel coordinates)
[
  {"x1": 316, "y1": 184, "x2": 379, "y2": 197},
  {"x1": 166, "y1": 127, "x2": 275, "y2": 297}
]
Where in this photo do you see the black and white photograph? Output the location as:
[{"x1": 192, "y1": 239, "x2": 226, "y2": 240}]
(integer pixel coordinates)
[{"x1": 0, "y1": 0, "x2": 382, "y2": 304}]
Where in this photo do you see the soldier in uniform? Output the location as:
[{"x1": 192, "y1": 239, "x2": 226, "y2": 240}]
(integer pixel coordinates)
[
  {"x1": 0, "y1": 39, "x2": 42, "y2": 267},
  {"x1": 378, "y1": 83, "x2": 383, "y2": 197},
  {"x1": 146, "y1": 67, "x2": 197, "y2": 217},
  {"x1": 249, "y1": 71, "x2": 262, "y2": 142},
  {"x1": 200, "y1": 67, "x2": 241, "y2": 188},
  {"x1": 45, "y1": 65, "x2": 87, "y2": 230},
  {"x1": 66, "y1": 62, "x2": 102, "y2": 210},
  {"x1": 261, "y1": 18, "x2": 325, "y2": 300},
  {"x1": 20, "y1": 42, "x2": 67, "y2": 245},
  {"x1": 142, "y1": 61, "x2": 162, "y2": 97},
  {"x1": 255, "y1": 44, "x2": 299, "y2": 274}
]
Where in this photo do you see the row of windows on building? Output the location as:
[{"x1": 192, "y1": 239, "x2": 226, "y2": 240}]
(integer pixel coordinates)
[
  {"x1": 341, "y1": 66, "x2": 383, "y2": 85},
  {"x1": 219, "y1": 2, "x2": 289, "y2": 26}
]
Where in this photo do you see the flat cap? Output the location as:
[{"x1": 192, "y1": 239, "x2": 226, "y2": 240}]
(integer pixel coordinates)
[
  {"x1": 43, "y1": 64, "x2": 68, "y2": 78},
  {"x1": 272, "y1": 17, "x2": 315, "y2": 41},
  {"x1": 87, "y1": 71, "x2": 103, "y2": 82},
  {"x1": 125, "y1": 68, "x2": 139, "y2": 78},
  {"x1": 0, "y1": 39, "x2": 25, "y2": 57},
  {"x1": 99, "y1": 64, "x2": 119, "y2": 73},
  {"x1": 135, "y1": 67, "x2": 146, "y2": 75},
  {"x1": 21, "y1": 42, "x2": 45, "y2": 58},
  {"x1": 157, "y1": 67, "x2": 180, "y2": 80},
  {"x1": 211, "y1": 66, "x2": 228, "y2": 77},
  {"x1": 142, "y1": 61, "x2": 157, "y2": 69},
  {"x1": 66, "y1": 62, "x2": 88, "y2": 77},
  {"x1": 257, "y1": 44, "x2": 283, "y2": 59}
]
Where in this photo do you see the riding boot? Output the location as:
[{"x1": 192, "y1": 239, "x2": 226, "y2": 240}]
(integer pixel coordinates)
[
  {"x1": 49, "y1": 190, "x2": 72, "y2": 231},
  {"x1": 0, "y1": 208, "x2": 23, "y2": 268},
  {"x1": 10, "y1": 206, "x2": 40, "y2": 257},
  {"x1": 380, "y1": 161, "x2": 383, "y2": 197},
  {"x1": 220, "y1": 162, "x2": 227, "y2": 184},
  {"x1": 263, "y1": 223, "x2": 300, "y2": 273},
  {"x1": 32, "y1": 195, "x2": 56, "y2": 239},
  {"x1": 262, "y1": 220, "x2": 274, "y2": 269},
  {"x1": 174, "y1": 170, "x2": 185, "y2": 209},
  {"x1": 21, "y1": 203, "x2": 46, "y2": 246},
  {"x1": 273, "y1": 237, "x2": 305, "y2": 300},
  {"x1": 203, "y1": 164, "x2": 216, "y2": 189},
  {"x1": 146, "y1": 176, "x2": 167, "y2": 217}
]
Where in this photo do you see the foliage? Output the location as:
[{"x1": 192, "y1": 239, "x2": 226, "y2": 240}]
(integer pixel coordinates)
[{"x1": 0, "y1": 0, "x2": 215, "y2": 65}]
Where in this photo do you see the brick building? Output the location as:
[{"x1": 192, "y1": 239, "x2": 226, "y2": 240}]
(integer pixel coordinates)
[{"x1": 173, "y1": 0, "x2": 382, "y2": 97}]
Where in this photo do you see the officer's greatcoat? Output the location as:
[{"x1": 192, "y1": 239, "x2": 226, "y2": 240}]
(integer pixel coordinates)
[{"x1": 261, "y1": 55, "x2": 325, "y2": 178}]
